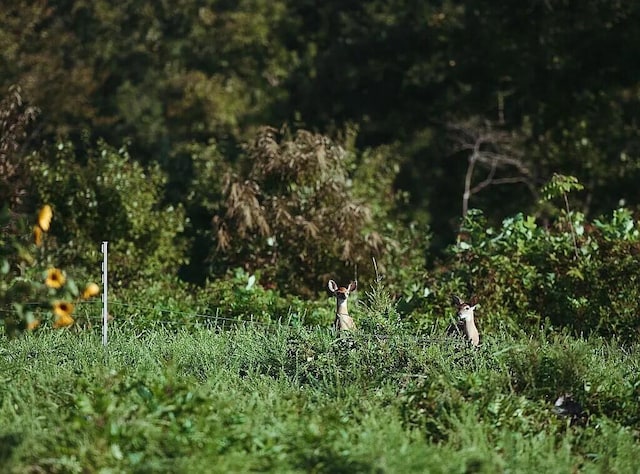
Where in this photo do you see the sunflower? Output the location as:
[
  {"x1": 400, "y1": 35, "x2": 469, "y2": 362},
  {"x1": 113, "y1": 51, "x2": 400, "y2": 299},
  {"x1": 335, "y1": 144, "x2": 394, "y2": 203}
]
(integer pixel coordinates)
[
  {"x1": 38, "y1": 205, "x2": 53, "y2": 232},
  {"x1": 45, "y1": 268, "x2": 66, "y2": 289},
  {"x1": 52, "y1": 301, "x2": 75, "y2": 328},
  {"x1": 81, "y1": 282, "x2": 100, "y2": 299},
  {"x1": 33, "y1": 225, "x2": 43, "y2": 247}
]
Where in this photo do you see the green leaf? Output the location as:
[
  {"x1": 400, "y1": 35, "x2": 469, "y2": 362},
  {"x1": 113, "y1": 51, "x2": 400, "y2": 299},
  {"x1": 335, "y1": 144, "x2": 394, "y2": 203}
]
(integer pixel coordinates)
[{"x1": 66, "y1": 278, "x2": 79, "y2": 297}]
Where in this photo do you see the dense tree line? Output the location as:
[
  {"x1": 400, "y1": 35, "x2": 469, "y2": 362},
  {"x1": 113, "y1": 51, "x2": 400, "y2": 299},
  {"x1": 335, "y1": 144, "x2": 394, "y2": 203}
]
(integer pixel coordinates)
[{"x1": 2, "y1": 0, "x2": 640, "y2": 292}]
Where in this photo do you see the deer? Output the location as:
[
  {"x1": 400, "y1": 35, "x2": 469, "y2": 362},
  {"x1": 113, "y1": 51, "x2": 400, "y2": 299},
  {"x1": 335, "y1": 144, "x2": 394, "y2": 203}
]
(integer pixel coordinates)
[
  {"x1": 553, "y1": 393, "x2": 587, "y2": 425},
  {"x1": 328, "y1": 280, "x2": 357, "y2": 332},
  {"x1": 449, "y1": 295, "x2": 480, "y2": 346}
]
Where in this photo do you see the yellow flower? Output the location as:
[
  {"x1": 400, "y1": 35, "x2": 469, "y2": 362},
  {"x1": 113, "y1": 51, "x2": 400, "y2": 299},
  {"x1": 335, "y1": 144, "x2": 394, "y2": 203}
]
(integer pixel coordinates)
[
  {"x1": 53, "y1": 313, "x2": 74, "y2": 328},
  {"x1": 52, "y1": 301, "x2": 75, "y2": 328},
  {"x1": 81, "y1": 282, "x2": 100, "y2": 299},
  {"x1": 27, "y1": 319, "x2": 41, "y2": 331},
  {"x1": 45, "y1": 268, "x2": 66, "y2": 289},
  {"x1": 38, "y1": 205, "x2": 53, "y2": 232},
  {"x1": 33, "y1": 225, "x2": 43, "y2": 247}
]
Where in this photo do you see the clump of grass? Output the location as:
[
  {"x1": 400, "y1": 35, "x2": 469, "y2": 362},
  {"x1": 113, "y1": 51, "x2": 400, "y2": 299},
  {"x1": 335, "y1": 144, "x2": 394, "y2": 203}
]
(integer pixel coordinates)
[{"x1": 357, "y1": 262, "x2": 403, "y2": 336}]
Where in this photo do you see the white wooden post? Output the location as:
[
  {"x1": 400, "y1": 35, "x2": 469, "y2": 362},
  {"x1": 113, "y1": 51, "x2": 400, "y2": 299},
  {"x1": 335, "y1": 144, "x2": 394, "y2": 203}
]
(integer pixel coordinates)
[{"x1": 101, "y1": 241, "x2": 108, "y2": 346}]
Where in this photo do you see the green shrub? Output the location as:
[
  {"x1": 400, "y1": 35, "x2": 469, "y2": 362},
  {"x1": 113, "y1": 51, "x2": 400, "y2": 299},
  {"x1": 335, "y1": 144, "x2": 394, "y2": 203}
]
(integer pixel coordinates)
[
  {"x1": 28, "y1": 140, "x2": 188, "y2": 287},
  {"x1": 408, "y1": 206, "x2": 640, "y2": 341}
]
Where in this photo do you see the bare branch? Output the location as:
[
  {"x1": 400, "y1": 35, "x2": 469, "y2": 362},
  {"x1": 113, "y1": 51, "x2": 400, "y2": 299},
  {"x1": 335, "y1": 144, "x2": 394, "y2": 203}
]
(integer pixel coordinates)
[{"x1": 448, "y1": 118, "x2": 534, "y2": 219}]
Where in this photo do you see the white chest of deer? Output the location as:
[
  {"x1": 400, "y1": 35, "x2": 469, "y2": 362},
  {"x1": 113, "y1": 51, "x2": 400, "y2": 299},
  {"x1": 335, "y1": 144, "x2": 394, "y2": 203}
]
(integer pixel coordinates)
[
  {"x1": 453, "y1": 296, "x2": 480, "y2": 347},
  {"x1": 328, "y1": 280, "x2": 357, "y2": 332}
]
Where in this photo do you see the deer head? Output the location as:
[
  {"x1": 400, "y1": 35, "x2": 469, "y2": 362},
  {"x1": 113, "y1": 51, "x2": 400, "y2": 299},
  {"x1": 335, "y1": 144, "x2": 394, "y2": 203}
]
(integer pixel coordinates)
[
  {"x1": 328, "y1": 280, "x2": 357, "y2": 308},
  {"x1": 452, "y1": 295, "x2": 479, "y2": 320}
]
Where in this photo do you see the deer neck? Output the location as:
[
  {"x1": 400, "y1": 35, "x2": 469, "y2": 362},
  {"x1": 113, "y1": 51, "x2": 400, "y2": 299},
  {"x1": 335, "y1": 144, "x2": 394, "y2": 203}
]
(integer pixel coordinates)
[
  {"x1": 463, "y1": 317, "x2": 480, "y2": 346},
  {"x1": 336, "y1": 299, "x2": 349, "y2": 316}
]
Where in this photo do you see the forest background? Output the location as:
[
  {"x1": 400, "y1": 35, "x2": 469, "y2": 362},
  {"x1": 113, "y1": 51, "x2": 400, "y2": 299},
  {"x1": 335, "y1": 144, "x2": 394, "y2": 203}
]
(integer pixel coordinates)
[{"x1": 2, "y1": 0, "x2": 640, "y2": 333}]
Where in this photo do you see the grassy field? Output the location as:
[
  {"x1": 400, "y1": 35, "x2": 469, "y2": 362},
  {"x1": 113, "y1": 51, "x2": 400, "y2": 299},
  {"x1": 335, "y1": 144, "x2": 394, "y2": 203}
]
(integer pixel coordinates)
[{"x1": 1, "y1": 316, "x2": 640, "y2": 473}]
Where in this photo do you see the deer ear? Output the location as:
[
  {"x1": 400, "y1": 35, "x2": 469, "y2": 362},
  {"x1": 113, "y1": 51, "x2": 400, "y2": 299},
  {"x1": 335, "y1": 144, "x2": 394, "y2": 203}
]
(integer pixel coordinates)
[
  {"x1": 328, "y1": 280, "x2": 338, "y2": 293},
  {"x1": 348, "y1": 281, "x2": 357, "y2": 292},
  {"x1": 451, "y1": 295, "x2": 463, "y2": 306}
]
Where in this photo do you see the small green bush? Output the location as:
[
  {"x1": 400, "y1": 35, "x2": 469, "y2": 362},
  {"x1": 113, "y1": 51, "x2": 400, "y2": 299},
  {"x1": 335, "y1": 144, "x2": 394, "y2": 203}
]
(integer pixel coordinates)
[{"x1": 29, "y1": 140, "x2": 188, "y2": 287}]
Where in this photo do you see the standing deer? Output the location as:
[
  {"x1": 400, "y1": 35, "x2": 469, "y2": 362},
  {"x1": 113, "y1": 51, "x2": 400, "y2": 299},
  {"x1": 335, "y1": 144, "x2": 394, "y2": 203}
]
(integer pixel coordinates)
[
  {"x1": 449, "y1": 295, "x2": 480, "y2": 346},
  {"x1": 328, "y1": 280, "x2": 357, "y2": 332}
]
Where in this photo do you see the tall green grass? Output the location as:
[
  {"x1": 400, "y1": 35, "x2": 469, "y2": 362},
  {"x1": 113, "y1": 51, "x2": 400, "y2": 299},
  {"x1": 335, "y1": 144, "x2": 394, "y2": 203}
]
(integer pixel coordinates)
[{"x1": 1, "y1": 321, "x2": 639, "y2": 473}]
